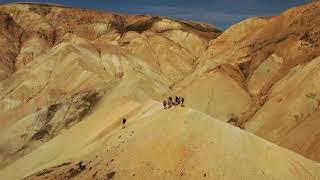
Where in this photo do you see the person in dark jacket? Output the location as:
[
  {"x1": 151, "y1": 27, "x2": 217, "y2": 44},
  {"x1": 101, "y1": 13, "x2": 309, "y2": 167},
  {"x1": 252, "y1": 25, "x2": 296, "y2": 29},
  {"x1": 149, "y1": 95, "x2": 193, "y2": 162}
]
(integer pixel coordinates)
[
  {"x1": 122, "y1": 118, "x2": 127, "y2": 128},
  {"x1": 175, "y1": 96, "x2": 180, "y2": 105},
  {"x1": 168, "y1": 97, "x2": 173, "y2": 108},
  {"x1": 163, "y1": 99, "x2": 167, "y2": 109},
  {"x1": 181, "y1": 97, "x2": 185, "y2": 107}
]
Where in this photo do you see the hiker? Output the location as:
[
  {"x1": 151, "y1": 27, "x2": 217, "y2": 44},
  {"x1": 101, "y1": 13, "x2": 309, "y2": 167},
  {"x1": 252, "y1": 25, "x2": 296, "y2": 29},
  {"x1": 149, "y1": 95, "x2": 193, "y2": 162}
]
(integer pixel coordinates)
[
  {"x1": 181, "y1": 97, "x2": 185, "y2": 107},
  {"x1": 122, "y1": 118, "x2": 127, "y2": 128},
  {"x1": 175, "y1": 96, "x2": 180, "y2": 105},
  {"x1": 163, "y1": 99, "x2": 167, "y2": 109},
  {"x1": 168, "y1": 97, "x2": 173, "y2": 108}
]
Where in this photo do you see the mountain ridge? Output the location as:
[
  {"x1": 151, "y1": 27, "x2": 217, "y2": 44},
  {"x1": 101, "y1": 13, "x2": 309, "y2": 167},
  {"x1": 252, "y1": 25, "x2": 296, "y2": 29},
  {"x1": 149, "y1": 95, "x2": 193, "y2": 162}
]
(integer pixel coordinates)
[{"x1": 1, "y1": 1, "x2": 320, "y2": 179}]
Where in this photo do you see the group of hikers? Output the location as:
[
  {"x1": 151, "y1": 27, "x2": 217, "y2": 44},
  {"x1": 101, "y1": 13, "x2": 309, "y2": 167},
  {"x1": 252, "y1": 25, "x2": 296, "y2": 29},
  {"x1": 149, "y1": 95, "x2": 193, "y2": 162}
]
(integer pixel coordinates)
[
  {"x1": 163, "y1": 96, "x2": 184, "y2": 109},
  {"x1": 121, "y1": 96, "x2": 185, "y2": 128}
]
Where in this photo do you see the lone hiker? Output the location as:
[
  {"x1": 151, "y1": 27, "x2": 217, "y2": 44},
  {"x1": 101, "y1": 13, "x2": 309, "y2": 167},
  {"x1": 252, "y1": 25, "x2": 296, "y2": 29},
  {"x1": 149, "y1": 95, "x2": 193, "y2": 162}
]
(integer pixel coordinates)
[
  {"x1": 122, "y1": 118, "x2": 127, "y2": 128},
  {"x1": 163, "y1": 99, "x2": 167, "y2": 109}
]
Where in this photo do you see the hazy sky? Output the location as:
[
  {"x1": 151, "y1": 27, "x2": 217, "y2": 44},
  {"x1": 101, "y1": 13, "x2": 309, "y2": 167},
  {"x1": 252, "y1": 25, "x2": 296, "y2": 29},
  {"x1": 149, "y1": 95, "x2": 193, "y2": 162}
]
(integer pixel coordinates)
[{"x1": 0, "y1": 0, "x2": 311, "y2": 29}]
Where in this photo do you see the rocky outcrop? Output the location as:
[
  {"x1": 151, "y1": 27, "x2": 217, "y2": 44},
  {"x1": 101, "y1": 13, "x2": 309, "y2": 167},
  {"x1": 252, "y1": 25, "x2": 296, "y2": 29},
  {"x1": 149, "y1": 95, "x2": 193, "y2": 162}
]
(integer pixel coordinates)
[{"x1": 0, "y1": 13, "x2": 23, "y2": 80}]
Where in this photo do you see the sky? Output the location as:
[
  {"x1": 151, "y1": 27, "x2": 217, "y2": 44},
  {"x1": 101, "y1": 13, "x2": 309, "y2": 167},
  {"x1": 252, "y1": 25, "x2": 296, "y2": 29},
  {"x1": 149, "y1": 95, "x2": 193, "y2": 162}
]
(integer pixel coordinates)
[{"x1": 0, "y1": 0, "x2": 311, "y2": 29}]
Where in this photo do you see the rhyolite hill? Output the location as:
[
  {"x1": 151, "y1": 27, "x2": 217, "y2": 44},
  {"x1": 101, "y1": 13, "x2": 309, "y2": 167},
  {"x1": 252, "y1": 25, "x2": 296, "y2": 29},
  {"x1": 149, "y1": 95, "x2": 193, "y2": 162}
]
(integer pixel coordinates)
[{"x1": 0, "y1": 2, "x2": 320, "y2": 180}]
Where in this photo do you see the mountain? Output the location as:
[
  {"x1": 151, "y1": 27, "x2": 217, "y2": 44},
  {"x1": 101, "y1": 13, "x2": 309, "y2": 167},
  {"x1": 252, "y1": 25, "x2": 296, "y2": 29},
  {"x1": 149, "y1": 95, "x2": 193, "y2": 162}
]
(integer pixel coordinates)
[
  {"x1": 172, "y1": 1, "x2": 320, "y2": 162},
  {"x1": 0, "y1": 2, "x2": 320, "y2": 180}
]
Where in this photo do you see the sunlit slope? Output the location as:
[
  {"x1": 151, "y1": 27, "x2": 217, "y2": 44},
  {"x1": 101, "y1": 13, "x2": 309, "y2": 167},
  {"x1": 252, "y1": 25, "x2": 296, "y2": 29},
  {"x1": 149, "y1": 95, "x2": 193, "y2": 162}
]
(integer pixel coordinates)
[
  {"x1": 246, "y1": 56, "x2": 320, "y2": 162},
  {"x1": 172, "y1": 66, "x2": 251, "y2": 122},
  {"x1": 0, "y1": 36, "x2": 172, "y2": 168},
  {"x1": 1, "y1": 105, "x2": 320, "y2": 180}
]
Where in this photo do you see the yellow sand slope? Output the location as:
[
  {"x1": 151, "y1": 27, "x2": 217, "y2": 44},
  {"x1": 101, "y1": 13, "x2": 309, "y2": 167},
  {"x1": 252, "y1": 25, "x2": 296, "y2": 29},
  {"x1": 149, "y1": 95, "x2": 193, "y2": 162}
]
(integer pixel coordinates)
[{"x1": 1, "y1": 101, "x2": 320, "y2": 179}]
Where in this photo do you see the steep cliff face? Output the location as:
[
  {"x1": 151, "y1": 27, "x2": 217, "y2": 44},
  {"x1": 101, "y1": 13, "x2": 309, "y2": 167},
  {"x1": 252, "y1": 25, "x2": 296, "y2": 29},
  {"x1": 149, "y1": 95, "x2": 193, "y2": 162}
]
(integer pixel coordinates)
[{"x1": 1, "y1": 2, "x2": 320, "y2": 180}]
